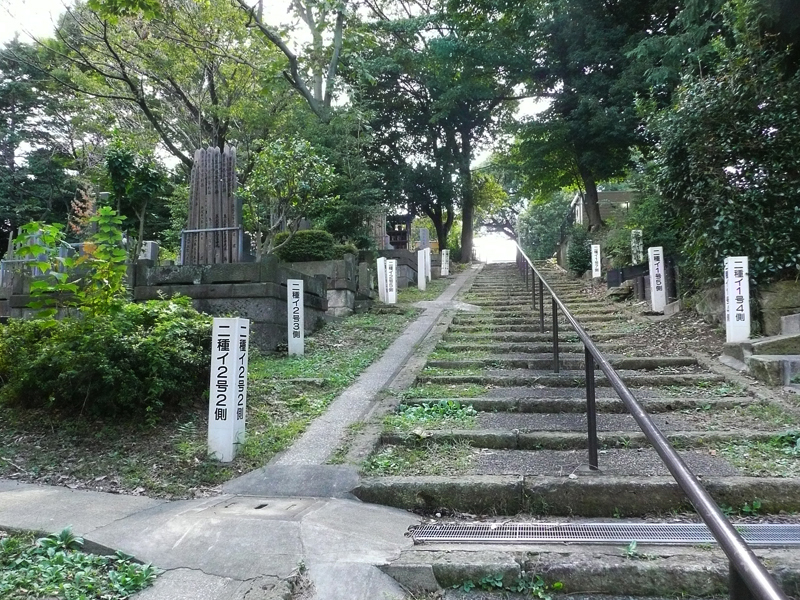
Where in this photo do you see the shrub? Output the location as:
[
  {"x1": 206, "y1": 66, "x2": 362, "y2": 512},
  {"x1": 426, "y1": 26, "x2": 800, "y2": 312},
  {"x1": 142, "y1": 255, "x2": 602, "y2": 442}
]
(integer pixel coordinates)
[
  {"x1": 333, "y1": 242, "x2": 359, "y2": 258},
  {"x1": 273, "y1": 230, "x2": 336, "y2": 262},
  {"x1": 0, "y1": 296, "x2": 211, "y2": 421},
  {"x1": 567, "y1": 225, "x2": 592, "y2": 276}
]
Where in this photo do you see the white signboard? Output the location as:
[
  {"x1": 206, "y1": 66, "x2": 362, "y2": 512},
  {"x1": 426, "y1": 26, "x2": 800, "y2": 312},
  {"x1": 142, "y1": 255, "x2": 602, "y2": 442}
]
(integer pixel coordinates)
[
  {"x1": 724, "y1": 256, "x2": 750, "y2": 343},
  {"x1": 376, "y1": 257, "x2": 387, "y2": 302},
  {"x1": 441, "y1": 249, "x2": 450, "y2": 276},
  {"x1": 591, "y1": 244, "x2": 601, "y2": 278},
  {"x1": 417, "y1": 250, "x2": 426, "y2": 291},
  {"x1": 208, "y1": 318, "x2": 238, "y2": 462},
  {"x1": 234, "y1": 319, "x2": 250, "y2": 446},
  {"x1": 631, "y1": 230, "x2": 644, "y2": 265},
  {"x1": 288, "y1": 279, "x2": 304, "y2": 355},
  {"x1": 425, "y1": 247, "x2": 432, "y2": 282},
  {"x1": 386, "y1": 259, "x2": 397, "y2": 304},
  {"x1": 648, "y1": 246, "x2": 667, "y2": 312}
]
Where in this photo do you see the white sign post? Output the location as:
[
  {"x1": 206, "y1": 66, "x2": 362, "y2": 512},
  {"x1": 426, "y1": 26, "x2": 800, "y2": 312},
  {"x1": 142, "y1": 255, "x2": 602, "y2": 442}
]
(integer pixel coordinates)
[
  {"x1": 724, "y1": 256, "x2": 751, "y2": 343},
  {"x1": 419, "y1": 228, "x2": 430, "y2": 249},
  {"x1": 376, "y1": 257, "x2": 387, "y2": 302},
  {"x1": 591, "y1": 244, "x2": 602, "y2": 279},
  {"x1": 234, "y1": 319, "x2": 250, "y2": 447},
  {"x1": 209, "y1": 318, "x2": 239, "y2": 462},
  {"x1": 441, "y1": 249, "x2": 450, "y2": 276},
  {"x1": 417, "y1": 250, "x2": 426, "y2": 291},
  {"x1": 288, "y1": 279, "x2": 304, "y2": 355},
  {"x1": 386, "y1": 259, "x2": 398, "y2": 304},
  {"x1": 425, "y1": 247, "x2": 432, "y2": 282},
  {"x1": 648, "y1": 246, "x2": 667, "y2": 312},
  {"x1": 631, "y1": 230, "x2": 644, "y2": 265}
]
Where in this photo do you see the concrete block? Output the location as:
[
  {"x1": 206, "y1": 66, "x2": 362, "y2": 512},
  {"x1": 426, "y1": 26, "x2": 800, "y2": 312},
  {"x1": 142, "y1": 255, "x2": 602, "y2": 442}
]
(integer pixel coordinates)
[
  {"x1": 751, "y1": 333, "x2": 800, "y2": 355},
  {"x1": 782, "y1": 313, "x2": 800, "y2": 335},
  {"x1": 663, "y1": 299, "x2": 682, "y2": 316},
  {"x1": 760, "y1": 280, "x2": 800, "y2": 335},
  {"x1": 746, "y1": 354, "x2": 800, "y2": 386}
]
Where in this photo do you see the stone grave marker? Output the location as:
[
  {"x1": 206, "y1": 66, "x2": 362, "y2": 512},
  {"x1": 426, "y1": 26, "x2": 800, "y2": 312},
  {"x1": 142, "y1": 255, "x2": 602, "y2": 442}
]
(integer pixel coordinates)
[
  {"x1": 441, "y1": 249, "x2": 450, "y2": 276},
  {"x1": 591, "y1": 244, "x2": 601, "y2": 278},
  {"x1": 417, "y1": 250, "x2": 427, "y2": 291},
  {"x1": 386, "y1": 259, "x2": 398, "y2": 304},
  {"x1": 377, "y1": 257, "x2": 387, "y2": 302},
  {"x1": 631, "y1": 230, "x2": 644, "y2": 264}
]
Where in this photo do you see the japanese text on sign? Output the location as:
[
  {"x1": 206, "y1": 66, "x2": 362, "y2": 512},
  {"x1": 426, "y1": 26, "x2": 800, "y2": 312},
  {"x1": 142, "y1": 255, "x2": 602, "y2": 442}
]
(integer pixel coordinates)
[{"x1": 288, "y1": 279, "x2": 304, "y2": 355}]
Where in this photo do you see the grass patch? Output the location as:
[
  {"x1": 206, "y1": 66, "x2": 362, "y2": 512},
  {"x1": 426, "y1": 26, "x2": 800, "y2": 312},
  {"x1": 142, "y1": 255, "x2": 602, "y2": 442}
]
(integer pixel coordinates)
[
  {"x1": 397, "y1": 277, "x2": 452, "y2": 303},
  {"x1": 327, "y1": 421, "x2": 366, "y2": 465},
  {"x1": 719, "y1": 431, "x2": 800, "y2": 477},
  {"x1": 0, "y1": 528, "x2": 158, "y2": 599},
  {"x1": 398, "y1": 383, "x2": 488, "y2": 399},
  {"x1": 661, "y1": 381, "x2": 748, "y2": 397},
  {"x1": 361, "y1": 441, "x2": 473, "y2": 476},
  {"x1": 420, "y1": 365, "x2": 485, "y2": 376},
  {"x1": 383, "y1": 400, "x2": 477, "y2": 431},
  {"x1": 0, "y1": 309, "x2": 417, "y2": 499},
  {"x1": 428, "y1": 347, "x2": 491, "y2": 360}
]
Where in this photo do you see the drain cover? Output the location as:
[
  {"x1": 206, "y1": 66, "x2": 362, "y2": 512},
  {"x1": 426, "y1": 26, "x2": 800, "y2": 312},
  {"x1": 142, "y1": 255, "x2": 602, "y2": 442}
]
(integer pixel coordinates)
[{"x1": 409, "y1": 522, "x2": 800, "y2": 547}]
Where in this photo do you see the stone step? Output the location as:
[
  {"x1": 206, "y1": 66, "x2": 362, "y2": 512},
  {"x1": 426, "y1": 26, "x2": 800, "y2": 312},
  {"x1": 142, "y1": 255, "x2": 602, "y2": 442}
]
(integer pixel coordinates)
[
  {"x1": 442, "y1": 332, "x2": 629, "y2": 342},
  {"x1": 452, "y1": 314, "x2": 627, "y2": 325},
  {"x1": 353, "y1": 474, "x2": 800, "y2": 516},
  {"x1": 379, "y1": 429, "x2": 775, "y2": 452},
  {"x1": 425, "y1": 356, "x2": 698, "y2": 371},
  {"x1": 446, "y1": 323, "x2": 634, "y2": 334},
  {"x1": 418, "y1": 372, "x2": 725, "y2": 388},
  {"x1": 385, "y1": 545, "x2": 797, "y2": 599},
  {"x1": 435, "y1": 342, "x2": 646, "y2": 353},
  {"x1": 401, "y1": 396, "x2": 756, "y2": 413}
]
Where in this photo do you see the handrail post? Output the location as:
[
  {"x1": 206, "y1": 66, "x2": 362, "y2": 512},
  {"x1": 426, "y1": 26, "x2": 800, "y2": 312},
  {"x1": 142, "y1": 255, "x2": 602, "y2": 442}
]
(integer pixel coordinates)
[
  {"x1": 729, "y1": 564, "x2": 756, "y2": 600},
  {"x1": 531, "y1": 266, "x2": 536, "y2": 311},
  {"x1": 525, "y1": 261, "x2": 529, "y2": 290},
  {"x1": 552, "y1": 297, "x2": 559, "y2": 373},
  {"x1": 539, "y1": 278, "x2": 545, "y2": 333},
  {"x1": 585, "y1": 347, "x2": 599, "y2": 470}
]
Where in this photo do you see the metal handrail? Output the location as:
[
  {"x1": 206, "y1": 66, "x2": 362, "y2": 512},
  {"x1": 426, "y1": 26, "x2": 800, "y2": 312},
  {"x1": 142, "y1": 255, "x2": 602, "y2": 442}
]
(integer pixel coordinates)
[{"x1": 514, "y1": 242, "x2": 789, "y2": 600}]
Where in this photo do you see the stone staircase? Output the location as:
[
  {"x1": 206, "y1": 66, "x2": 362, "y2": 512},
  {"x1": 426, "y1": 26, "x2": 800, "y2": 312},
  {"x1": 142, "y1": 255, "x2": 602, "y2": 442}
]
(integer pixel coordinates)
[{"x1": 354, "y1": 262, "x2": 800, "y2": 598}]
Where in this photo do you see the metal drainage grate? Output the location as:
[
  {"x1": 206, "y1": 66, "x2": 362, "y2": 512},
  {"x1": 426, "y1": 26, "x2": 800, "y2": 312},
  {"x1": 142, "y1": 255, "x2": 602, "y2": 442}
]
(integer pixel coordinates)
[{"x1": 409, "y1": 522, "x2": 800, "y2": 547}]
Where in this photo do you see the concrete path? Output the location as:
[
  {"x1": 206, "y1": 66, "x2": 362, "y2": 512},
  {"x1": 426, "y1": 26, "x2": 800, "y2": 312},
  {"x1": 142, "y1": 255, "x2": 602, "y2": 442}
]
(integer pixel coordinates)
[
  {"x1": 0, "y1": 267, "x2": 483, "y2": 599},
  {"x1": 0, "y1": 480, "x2": 416, "y2": 600}
]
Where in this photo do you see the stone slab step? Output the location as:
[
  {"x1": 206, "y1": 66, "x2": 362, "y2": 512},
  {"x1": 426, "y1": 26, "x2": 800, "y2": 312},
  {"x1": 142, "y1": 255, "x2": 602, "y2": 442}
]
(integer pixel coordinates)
[
  {"x1": 353, "y1": 475, "x2": 800, "y2": 516},
  {"x1": 447, "y1": 323, "x2": 634, "y2": 334},
  {"x1": 436, "y1": 342, "x2": 649, "y2": 353},
  {"x1": 384, "y1": 545, "x2": 797, "y2": 598},
  {"x1": 418, "y1": 372, "x2": 726, "y2": 388},
  {"x1": 401, "y1": 396, "x2": 756, "y2": 413},
  {"x1": 442, "y1": 332, "x2": 629, "y2": 342},
  {"x1": 380, "y1": 429, "x2": 774, "y2": 451},
  {"x1": 452, "y1": 315, "x2": 627, "y2": 324},
  {"x1": 427, "y1": 356, "x2": 698, "y2": 371}
]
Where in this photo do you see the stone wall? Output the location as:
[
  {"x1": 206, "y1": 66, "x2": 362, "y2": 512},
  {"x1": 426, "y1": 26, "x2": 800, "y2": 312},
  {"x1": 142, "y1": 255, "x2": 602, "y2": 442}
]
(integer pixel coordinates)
[
  {"x1": 132, "y1": 256, "x2": 327, "y2": 351},
  {"x1": 760, "y1": 280, "x2": 800, "y2": 336},
  {"x1": 288, "y1": 254, "x2": 358, "y2": 317},
  {"x1": 378, "y1": 249, "x2": 418, "y2": 287}
]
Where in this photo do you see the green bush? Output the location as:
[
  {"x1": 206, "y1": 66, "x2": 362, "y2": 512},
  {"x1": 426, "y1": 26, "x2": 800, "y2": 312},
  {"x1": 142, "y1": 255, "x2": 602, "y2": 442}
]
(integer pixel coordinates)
[
  {"x1": 273, "y1": 230, "x2": 336, "y2": 262},
  {"x1": 0, "y1": 297, "x2": 211, "y2": 421},
  {"x1": 567, "y1": 225, "x2": 592, "y2": 276},
  {"x1": 333, "y1": 242, "x2": 359, "y2": 258}
]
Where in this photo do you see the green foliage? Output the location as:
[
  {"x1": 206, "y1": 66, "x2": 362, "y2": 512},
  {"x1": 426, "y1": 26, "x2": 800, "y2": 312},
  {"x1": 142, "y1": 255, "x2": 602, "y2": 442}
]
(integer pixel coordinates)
[
  {"x1": 13, "y1": 208, "x2": 130, "y2": 317},
  {"x1": 384, "y1": 400, "x2": 477, "y2": 430},
  {"x1": 244, "y1": 138, "x2": 338, "y2": 259},
  {"x1": 567, "y1": 225, "x2": 592, "y2": 276},
  {"x1": 454, "y1": 573, "x2": 560, "y2": 598},
  {"x1": 0, "y1": 297, "x2": 211, "y2": 421},
  {"x1": 0, "y1": 527, "x2": 158, "y2": 599},
  {"x1": 648, "y1": 1, "x2": 800, "y2": 286},
  {"x1": 332, "y1": 243, "x2": 358, "y2": 258},
  {"x1": 273, "y1": 230, "x2": 336, "y2": 262},
  {"x1": 518, "y1": 191, "x2": 573, "y2": 260}
]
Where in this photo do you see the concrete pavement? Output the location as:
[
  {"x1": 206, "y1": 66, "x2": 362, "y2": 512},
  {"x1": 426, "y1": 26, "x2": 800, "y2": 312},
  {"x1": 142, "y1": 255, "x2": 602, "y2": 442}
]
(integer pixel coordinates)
[{"x1": 0, "y1": 480, "x2": 417, "y2": 599}]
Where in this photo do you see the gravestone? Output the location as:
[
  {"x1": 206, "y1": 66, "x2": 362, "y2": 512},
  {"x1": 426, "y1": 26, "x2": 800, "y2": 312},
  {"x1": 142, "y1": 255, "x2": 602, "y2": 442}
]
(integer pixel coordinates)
[
  {"x1": 631, "y1": 230, "x2": 644, "y2": 265},
  {"x1": 376, "y1": 257, "x2": 388, "y2": 302},
  {"x1": 419, "y1": 228, "x2": 430, "y2": 249}
]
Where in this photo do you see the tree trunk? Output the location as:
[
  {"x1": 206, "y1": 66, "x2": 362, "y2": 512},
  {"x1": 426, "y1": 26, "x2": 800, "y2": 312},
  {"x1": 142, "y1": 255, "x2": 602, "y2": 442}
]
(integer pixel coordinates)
[
  {"x1": 578, "y1": 165, "x2": 603, "y2": 231},
  {"x1": 424, "y1": 203, "x2": 454, "y2": 251},
  {"x1": 458, "y1": 132, "x2": 474, "y2": 263}
]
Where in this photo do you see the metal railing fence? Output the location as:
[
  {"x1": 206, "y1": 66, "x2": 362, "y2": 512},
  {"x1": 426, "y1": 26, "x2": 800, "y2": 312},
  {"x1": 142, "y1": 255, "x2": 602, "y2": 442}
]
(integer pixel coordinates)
[{"x1": 514, "y1": 242, "x2": 789, "y2": 600}]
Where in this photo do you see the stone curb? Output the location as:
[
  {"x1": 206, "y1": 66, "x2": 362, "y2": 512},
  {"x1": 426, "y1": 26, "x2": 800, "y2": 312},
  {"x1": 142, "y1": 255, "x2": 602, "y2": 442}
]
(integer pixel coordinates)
[{"x1": 353, "y1": 475, "x2": 800, "y2": 516}]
